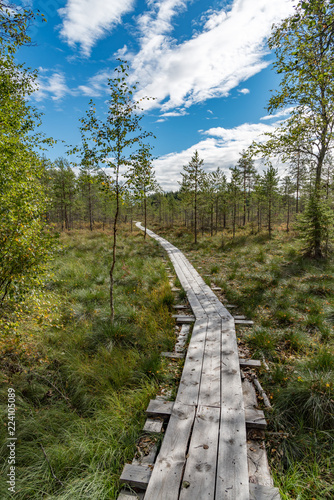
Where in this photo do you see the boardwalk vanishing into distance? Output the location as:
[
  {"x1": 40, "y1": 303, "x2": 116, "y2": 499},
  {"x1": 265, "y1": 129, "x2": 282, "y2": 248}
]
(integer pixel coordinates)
[{"x1": 119, "y1": 223, "x2": 280, "y2": 500}]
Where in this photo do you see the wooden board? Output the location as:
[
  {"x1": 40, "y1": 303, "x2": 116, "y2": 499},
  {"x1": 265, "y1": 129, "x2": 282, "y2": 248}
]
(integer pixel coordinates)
[
  {"x1": 161, "y1": 351, "x2": 185, "y2": 359},
  {"x1": 144, "y1": 402, "x2": 196, "y2": 500},
  {"x1": 146, "y1": 400, "x2": 174, "y2": 418},
  {"x1": 179, "y1": 406, "x2": 220, "y2": 500},
  {"x1": 240, "y1": 359, "x2": 262, "y2": 369},
  {"x1": 143, "y1": 417, "x2": 164, "y2": 434},
  {"x1": 175, "y1": 324, "x2": 190, "y2": 353},
  {"x1": 119, "y1": 464, "x2": 152, "y2": 489},
  {"x1": 215, "y1": 406, "x2": 249, "y2": 500},
  {"x1": 235, "y1": 319, "x2": 254, "y2": 326},
  {"x1": 216, "y1": 322, "x2": 250, "y2": 500},
  {"x1": 197, "y1": 316, "x2": 221, "y2": 407},
  {"x1": 172, "y1": 315, "x2": 196, "y2": 323},
  {"x1": 245, "y1": 409, "x2": 267, "y2": 430},
  {"x1": 175, "y1": 317, "x2": 208, "y2": 406},
  {"x1": 242, "y1": 379, "x2": 273, "y2": 487},
  {"x1": 117, "y1": 489, "x2": 144, "y2": 500},
  {"x1": 132, "y1": 443, "x2": 158, "y2": 467},
  {"x1": 249, "y1": 483, "x2": 280, "y2": 500}
]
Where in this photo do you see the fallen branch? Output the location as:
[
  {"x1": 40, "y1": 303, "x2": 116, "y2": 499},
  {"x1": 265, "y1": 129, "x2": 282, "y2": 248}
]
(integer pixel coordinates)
[
  {"x1": 40, "y1": 444, "x2": 65, "y2": 487},
  {"x1": 252, "y1": 374, "x2": 272, "y2": 409},
  {"x1": 262, "y1": 356, "x2": 270, "y2": 371},
  {"x1": 30, "y1": 371, "x2": 73, "y2": 409}
]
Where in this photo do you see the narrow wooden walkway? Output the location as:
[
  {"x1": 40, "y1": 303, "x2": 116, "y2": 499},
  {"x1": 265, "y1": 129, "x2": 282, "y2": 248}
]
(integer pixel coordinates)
[{"x1": 124, "y1": 224, "x2": 279, "y2": 500}]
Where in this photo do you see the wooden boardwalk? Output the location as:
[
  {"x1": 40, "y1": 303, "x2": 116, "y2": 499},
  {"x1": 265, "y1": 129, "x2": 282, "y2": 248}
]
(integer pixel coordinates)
[{"x1": 120, "y1": 224, "x2": 279, "y2": 500}]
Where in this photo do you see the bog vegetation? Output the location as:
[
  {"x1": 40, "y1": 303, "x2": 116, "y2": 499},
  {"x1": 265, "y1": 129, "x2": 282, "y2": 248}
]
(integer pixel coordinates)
[{"x1": 0, "y1": 1, "x2": 333, "y2": 499}]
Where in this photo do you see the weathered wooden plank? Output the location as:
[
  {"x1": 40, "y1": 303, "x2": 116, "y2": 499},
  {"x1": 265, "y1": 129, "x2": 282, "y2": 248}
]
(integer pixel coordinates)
[
  {"x1": 249, "y1": 483, "x2": 280, "y2": 500},
  {"x1": 117, "y1": 489, "x2": 144, "y2": 500},
  {"x1": 234, "y1": 315, "x2": 247, "y2": 320},
  {"x1": 178, "y1": 324, "x2": 190, "y2": 338},
  {"x1": 186, "y1": 289, "x2": 206, "y2": 318},
  {"x1": 245, "y1": 409, "x2": 267, "y2": 430},
  {"x1": 173, "y1": 305, "x2": 189, "y2": 310},
  {"x1": 216, "y1": 322, "x2": 250, "y2": 500},
  {"x1": 198, "y1": 316, "x2": 221, "y2": 407},
  {"x1": 145, "y1": 399, "x2": 174, "y2": 418},
  {"x1": 144, "y1": 402, "x2": 196, "y2": 500},
  {"x1": 175, "y1": 317, "x2": 208, "y2": 406},
  {"x1": 175, "y1": 324, "x2": 190, "y2": 353},
  {"x1": 179, "y1": 406, "x2": 220, "y2": 500},
  {"x1": 132, "y1": 442, "x2": 158, "y2": 467},
  {"x1": 235, "y1": 319, "x2": 254, "y2": 326},
  {"x1": 119, "y1": 464, "x2": 151, "y2": 489},
  {"x1": 172, "y1": 315, "x2": 196, "y2": 323},
  {"x1": 240, "y1": 359, "x2": 262, "y2": 368},
  {"x1": 143, "y1": 417, "x2": 164, "y2": 434},
  {"x1": 216, "y1": 406, "x2": 249, "y2": 499},
  {"x1": 242, "y1": 378, "x2": 273, "y2": 487},
  {"x1": 161, "y1": 351, "x2": 185, "y2": 359}
]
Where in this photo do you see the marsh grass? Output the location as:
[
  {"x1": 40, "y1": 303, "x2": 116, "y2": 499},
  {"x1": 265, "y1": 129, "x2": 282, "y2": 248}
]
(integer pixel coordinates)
[
  {"x1": 159, "y1": 223, "x2": 334, "y2": 498},
  {"x1": 0, "y1": 228, "x2": 176, "y2": 499}
]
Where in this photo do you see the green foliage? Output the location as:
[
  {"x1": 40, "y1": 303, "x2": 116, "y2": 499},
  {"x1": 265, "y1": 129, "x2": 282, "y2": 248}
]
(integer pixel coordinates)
[
  {"x1": 0, "y1": 3, "x2": 53, "y2": 305},
  {"x1": 274, "y1": 350, "x2": 334, "y2": 431},
  {"x1": 71, "y1": 60, "x2": 154, "y2": 321},
  {"x1": 296, "y1": 194, "x2": 334, "y2": 257},
  {"x1": 261, "y1": 0, "x2": 334, "y2": 257},
  {"x1": 0, "y1": 230, "x2": 176, "y2": 498}
]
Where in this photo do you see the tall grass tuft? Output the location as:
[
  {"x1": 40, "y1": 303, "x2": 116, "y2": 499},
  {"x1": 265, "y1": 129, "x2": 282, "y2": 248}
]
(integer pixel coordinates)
[{"x1": 0, "y1": 229, "x2": 176, "y2": 499}]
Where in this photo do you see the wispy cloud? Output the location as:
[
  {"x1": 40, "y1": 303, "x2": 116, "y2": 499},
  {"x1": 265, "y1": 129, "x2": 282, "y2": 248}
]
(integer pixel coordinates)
[
  {"x1": 77, "y1": 69, "x2": 111, "y2": 97},
  {"x1": 153, "y1": 121, "x2": 280, "y2": 190},
  {"x1": 260, "y1": 106, "x2": 295, "y2": 120},
  {"x1": 126, "y1": 0, "x2": 294, "y2": 111},
  {"x1": 238, "y1": 88, "x2": 250, "y2": 94},
  {"x1": 34, "y1": 71, "x2": 74, "y2": 101},
  {"x1": 160, "y1": 109, "x2": 189, "y2": 117},
  {"x1": 58, "y1": 0, "x2": 135, "y2": 56}
]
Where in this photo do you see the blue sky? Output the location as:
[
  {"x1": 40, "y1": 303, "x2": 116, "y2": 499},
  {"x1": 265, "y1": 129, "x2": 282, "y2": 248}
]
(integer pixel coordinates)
[{"x1": 16, "y1": 0, "x2": 295, "y2": 190}]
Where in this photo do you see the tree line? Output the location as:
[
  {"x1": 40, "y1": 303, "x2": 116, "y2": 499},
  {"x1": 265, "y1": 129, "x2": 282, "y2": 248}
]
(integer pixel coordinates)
[
  {"x1": 1, "y1": 0, "x2": 334, "y2": 317},
  {"x1": 43, "y1": 145, "x2": 334, "y2": 248}
]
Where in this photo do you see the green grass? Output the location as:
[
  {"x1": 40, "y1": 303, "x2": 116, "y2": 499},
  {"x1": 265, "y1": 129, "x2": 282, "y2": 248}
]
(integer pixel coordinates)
[
  {"x1": 153, "y1": 222, "x2": 334, "y2": 499},
  {"x1": 0, "y1": 228, "x2": 177, "y2": 499}
]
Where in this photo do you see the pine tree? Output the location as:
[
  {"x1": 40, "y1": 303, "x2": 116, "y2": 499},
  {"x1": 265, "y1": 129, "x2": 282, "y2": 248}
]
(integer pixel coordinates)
[{"x1": 180, "y1": 151, "x2": 204, "y2": 243}]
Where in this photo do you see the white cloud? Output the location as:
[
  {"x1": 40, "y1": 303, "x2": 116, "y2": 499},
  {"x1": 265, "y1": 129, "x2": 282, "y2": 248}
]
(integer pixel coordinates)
[
  {"x1": 34, "y1": 72, "x2": 74, "y2": 101},
  {"x1": 260, "y1": 106, "x2": 295, "y2": 120},
  {"x1": 160, "y1": 109, "x2": 188, "y2": 117},
  {"x1": 58, "y1": 0, "x2": 135, "y2": 56},
  {"x1": 77, "y1": 69, "x2": 111, "y2": 97},
  {"x1": 153, "y1": 121, "x2": 280, "y2": 190},
  {"x1": 126, "y1": 0, "x2": 294, "y2": 111},
  {"x1": 238, "y1": 88, "x2": 250, "y2": 94}
]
